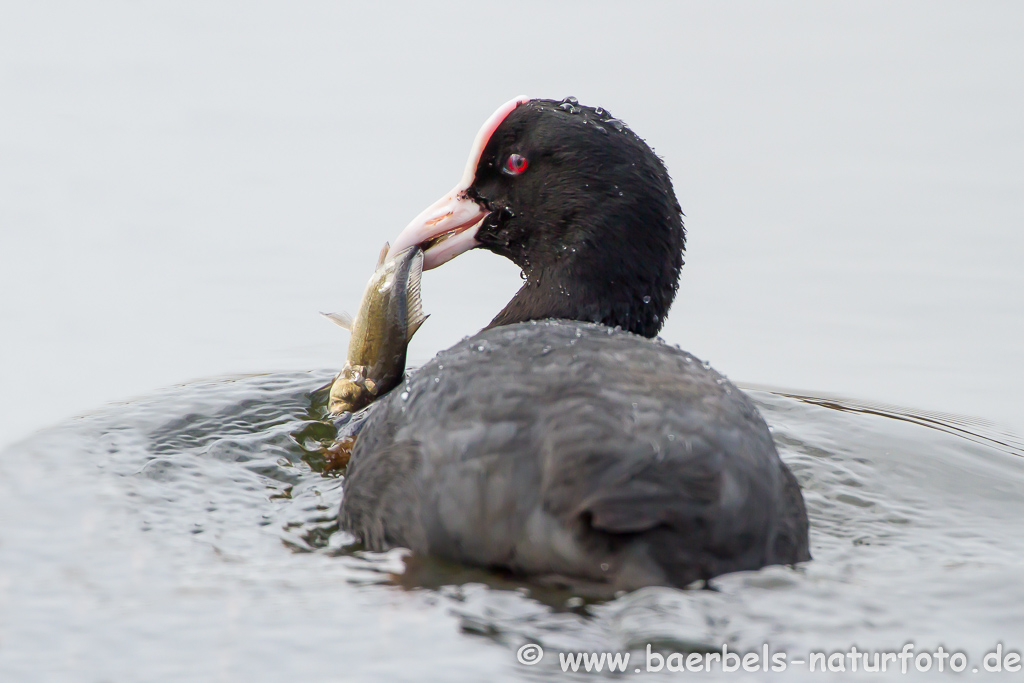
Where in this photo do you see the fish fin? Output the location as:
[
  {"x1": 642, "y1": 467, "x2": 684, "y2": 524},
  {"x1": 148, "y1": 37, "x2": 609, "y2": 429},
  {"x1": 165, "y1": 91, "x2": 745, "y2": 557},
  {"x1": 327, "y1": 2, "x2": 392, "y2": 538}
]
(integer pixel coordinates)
[
  {"x1": 321, "y1": 311, "x2": 354, "y2": 330},
  {"x1": 405, "y1": 250, "x2": 428, "y2": 338},
  {"x1": 376, "y1": 241, "x2": 390, "y2": 269},
  {"x1": 408, "y1": 313, "x2": 429, "y2": 338}
]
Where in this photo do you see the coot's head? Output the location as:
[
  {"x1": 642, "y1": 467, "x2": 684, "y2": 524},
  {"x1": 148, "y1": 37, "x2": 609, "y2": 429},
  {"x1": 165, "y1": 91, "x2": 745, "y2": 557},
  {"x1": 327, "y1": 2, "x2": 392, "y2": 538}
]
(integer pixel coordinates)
[{"x1": 387, "y1": 97, "x2": 684, "y2": 338}]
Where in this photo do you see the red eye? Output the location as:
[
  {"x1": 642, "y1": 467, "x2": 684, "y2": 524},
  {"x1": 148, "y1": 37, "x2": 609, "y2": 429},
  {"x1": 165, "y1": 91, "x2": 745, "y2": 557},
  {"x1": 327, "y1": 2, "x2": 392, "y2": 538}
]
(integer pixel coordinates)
[{"x1": 504, "y1": 153, "x2": 528, "y2": 175}]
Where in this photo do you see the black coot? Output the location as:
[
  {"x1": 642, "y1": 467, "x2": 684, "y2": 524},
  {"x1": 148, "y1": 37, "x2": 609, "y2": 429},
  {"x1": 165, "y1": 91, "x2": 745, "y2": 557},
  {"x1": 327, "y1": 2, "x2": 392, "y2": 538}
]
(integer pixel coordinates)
[{"x1": 339, "y1": 97, "x2": 810, "y2": 590}]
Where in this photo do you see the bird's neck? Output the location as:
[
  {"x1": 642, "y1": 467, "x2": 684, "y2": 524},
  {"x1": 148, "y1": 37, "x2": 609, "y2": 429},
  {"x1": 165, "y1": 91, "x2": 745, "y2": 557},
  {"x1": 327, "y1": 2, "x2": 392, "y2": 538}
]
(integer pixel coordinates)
[{"x1": 487, "y1": 264, "x2": 670, "y2": 337}]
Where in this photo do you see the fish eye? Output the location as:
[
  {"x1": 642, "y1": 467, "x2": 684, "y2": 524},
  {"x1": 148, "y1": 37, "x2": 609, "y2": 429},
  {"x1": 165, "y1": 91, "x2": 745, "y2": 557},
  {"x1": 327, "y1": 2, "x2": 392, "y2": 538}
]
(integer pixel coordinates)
[{"x1": 503, "y1": 153, "x2": 528, "y2": 176}]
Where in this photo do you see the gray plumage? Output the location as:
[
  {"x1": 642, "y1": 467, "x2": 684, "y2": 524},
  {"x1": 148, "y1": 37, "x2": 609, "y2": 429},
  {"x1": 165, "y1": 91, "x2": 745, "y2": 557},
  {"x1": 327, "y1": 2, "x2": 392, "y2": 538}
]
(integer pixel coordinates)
[{"x1": 340, "y1": 320, "x2": 810, "y2": 591}]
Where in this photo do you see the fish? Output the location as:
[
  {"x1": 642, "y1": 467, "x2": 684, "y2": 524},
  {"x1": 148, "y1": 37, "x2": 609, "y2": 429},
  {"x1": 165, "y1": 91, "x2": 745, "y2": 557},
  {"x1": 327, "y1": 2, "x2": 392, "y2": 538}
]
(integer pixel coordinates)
[{"x1": 321, "y1": 243, "x2": 428, "y2": 415}]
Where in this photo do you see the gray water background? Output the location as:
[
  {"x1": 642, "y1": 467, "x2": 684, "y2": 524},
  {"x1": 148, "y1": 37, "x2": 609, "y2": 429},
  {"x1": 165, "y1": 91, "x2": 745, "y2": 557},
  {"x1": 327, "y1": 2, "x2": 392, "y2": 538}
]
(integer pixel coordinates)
[
  {"x1": 2, "y1": 2, "x2": 1024, "y2": 681},
  {"x1": 1, "y1": 1, "x2": 1021, "y2": 446}
]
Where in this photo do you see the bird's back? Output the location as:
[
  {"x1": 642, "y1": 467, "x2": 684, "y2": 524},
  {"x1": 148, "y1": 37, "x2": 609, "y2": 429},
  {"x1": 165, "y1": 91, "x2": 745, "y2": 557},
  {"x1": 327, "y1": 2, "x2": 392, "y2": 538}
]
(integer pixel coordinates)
[{"x1": 340, "y1": 320, "x2": 810, "y2": 590}]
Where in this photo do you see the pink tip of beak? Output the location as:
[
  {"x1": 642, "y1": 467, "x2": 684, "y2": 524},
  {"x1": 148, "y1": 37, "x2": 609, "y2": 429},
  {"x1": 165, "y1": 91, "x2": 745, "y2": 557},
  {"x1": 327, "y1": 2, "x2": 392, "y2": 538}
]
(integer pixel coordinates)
[{"x1": 386, "y1": 96, "x2": 530, "y2": 270}]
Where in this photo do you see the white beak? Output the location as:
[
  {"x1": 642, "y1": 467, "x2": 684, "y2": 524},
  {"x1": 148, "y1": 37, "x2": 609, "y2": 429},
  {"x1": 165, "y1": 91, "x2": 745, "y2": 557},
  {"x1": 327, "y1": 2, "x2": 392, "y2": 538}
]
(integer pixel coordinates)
[{"x1": 386, "y1": 96, "x2": 529, "y2": 270}]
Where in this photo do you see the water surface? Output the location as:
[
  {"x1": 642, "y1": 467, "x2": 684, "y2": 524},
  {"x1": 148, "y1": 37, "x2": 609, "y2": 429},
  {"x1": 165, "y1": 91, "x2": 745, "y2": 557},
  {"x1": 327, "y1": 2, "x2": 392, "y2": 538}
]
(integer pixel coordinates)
[{"x1": 2, "y1": 372, "x2": 1021, "y2": 681}]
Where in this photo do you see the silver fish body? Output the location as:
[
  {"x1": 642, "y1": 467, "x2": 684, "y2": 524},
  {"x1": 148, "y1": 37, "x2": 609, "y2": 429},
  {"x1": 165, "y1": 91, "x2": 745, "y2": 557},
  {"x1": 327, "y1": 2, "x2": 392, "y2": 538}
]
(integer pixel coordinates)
[{"x1": 323, "y1": 245, "x2": 427, "y2": 415}]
